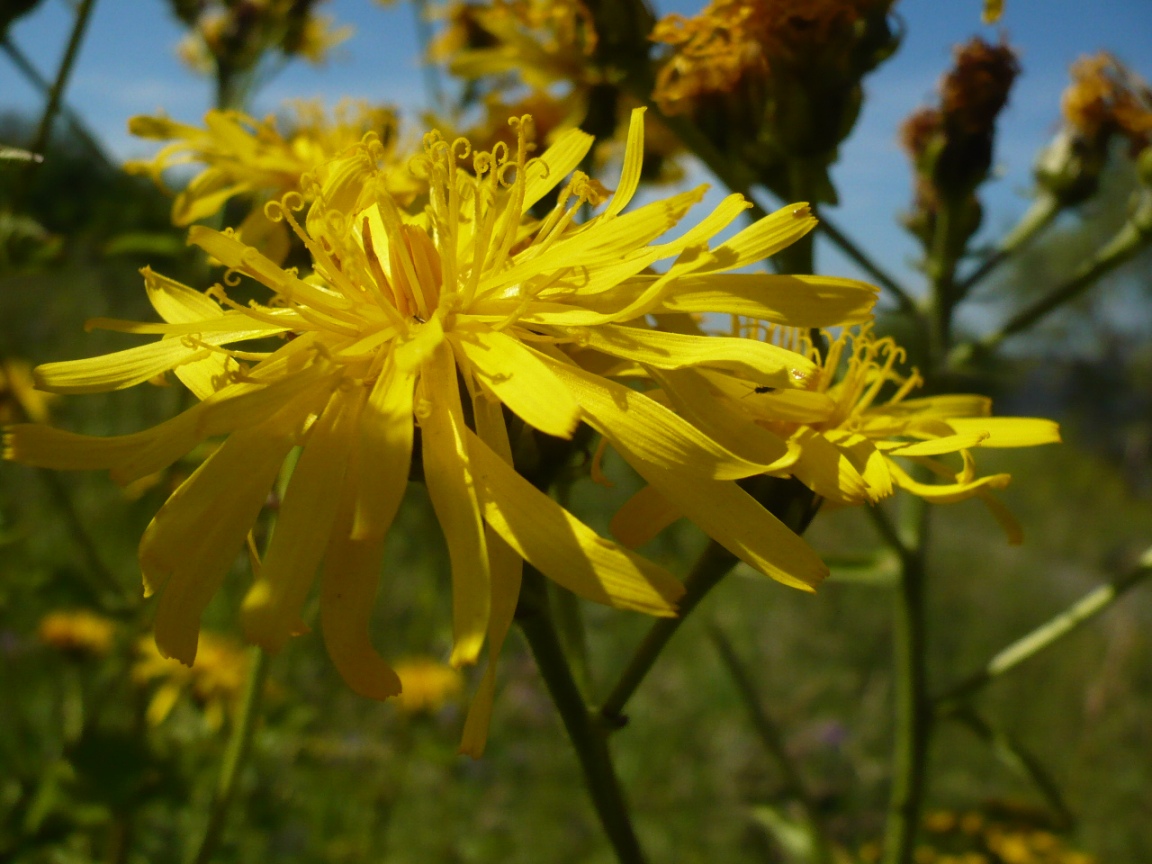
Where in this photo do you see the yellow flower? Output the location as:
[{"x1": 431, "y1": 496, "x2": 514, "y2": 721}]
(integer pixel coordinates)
[
  {"x1": 126, "y1": 100, "x2": 417, "y2": 261},
  {"x1": 175, "y1": 0, "x2": 351, "y2": 78},
  {"x1": 1, "y1": 357, "x2": 56, "y2": 424},
  {"x1": 6, "y1": 108, "x2": 875, "y2": 752},
  {"x1": 37, "y1": 609, "x2": 116, "y2": 657},
  {"x1": 614, "y1": 325, "x2": 1059, "y2": 546},
  {"x1": 133, "y1": 633, "x2": 248, "y2": 730},
  {"x1": 394, "y1": 657, "x2": 464, "y2": 715},
  {"x1": 430, "y1": 0, "x2": 597, "y2": 93}
]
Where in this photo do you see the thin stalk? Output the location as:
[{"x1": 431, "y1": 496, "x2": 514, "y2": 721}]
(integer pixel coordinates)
[
  {"x1": 601, "y1": 478, "x2": 819, "y2": 726},
  {"x1": 709, "y1": 625, "x2": 834, "y2": 864},
  {"x1": 0, "y1": 37, "x2": 115, "y2": 172},
  {"x1": 954, "y1": 193, "x2": 1061, "y2": 299},
  {"x1": 517, "y1": 567, "x2": 648, "y2": 864},
  {"x1": 977, "y1": 192, "x2": 1152, "y2": 351},
  {"x1": 816, "y1": 211, "x2": 917, "y2": 313},
  {"x1": 872, "y1": 500, "x2": 932, "y2": 864},
  {"x1": 951, "y1": 707, "x2": 1074, "y2": 830},
  {"x1": 26, "y1": 0, "x2": 98, "y2": 168},
  {"x1": 935, "y1": 546, "x2": 1152, "y2": 711},
  {"x1": 37, "y1": 468, "x2": 130, "y2": 611},
  {"x1": 189, "y1": 646, "x2": 270, "y2": 864},
  {"x1": 925, "y1": 201, "x2": 961, "y2": 372},
  {"x1": 599, "y1": 540, "x2": 737, "y2": 725}
]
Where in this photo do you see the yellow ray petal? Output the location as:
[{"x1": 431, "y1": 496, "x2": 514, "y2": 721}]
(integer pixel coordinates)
[
  {"x1": 542, "y1": 354, "x2": 785, "y2": 481},
  {"x1": 521, "y1": 127, "x2": 594, "y2": 214},
  {"x1": 467, "y1": 427, "x2": 684, "y2": 615},
  {"x1": 696, "y1": 203, "x2": 818, "y2": 272},
  {"x1": 886, "y1": 459, "x2": 1011, "y2": 502},
  {"x1": 419, "y1": 340, "x2": 490, "y2": 667},
  {"x1": 654, "y1": 367, "x2": 797, "y2": 473},
  {"x1": 787, "y1": 428, "x2": 870, "y2": 504},
  {"x1": 603, "y1": 107, "x2": 646, "y2": 219},
  {"x1": 946, "y1": 417, "x2": 1061, "y2": 447},
  {"x1": 33, "y1": 327, "x2": 274, "y2": 394},
  {"x1": 610, "y1": 484, "x2": 682, "y2": 549},
  {"x1": 580, "y1": 324, "x2": 818, "y2": 390},
  {"x1": 637, "y1": 273, "x2": 877, "y2": 326},
  {"x1": 459, "y1": 393, "x2": 523, "y2": 758},
  {"x1": 452, "y1": 329, "x2": 580, "y2": 439},
  {"x1": 143, "y1": 423, "x2": 294, "y2": 660},
  {"x1": 352, "y1": 347, "x2": 416, "y2": 540},
  {"x1": 882, "y1": 432, "x2": 990, "y2": 457},
  {"x1": 609, "y1": 433, "x2": 827, "y2": 591},
  {"x1": 320, "y1": 479, "x2": 402, "y2": 700},
  {"x1": 242, "y1": 386, "x2": 360, "y2": 653}
]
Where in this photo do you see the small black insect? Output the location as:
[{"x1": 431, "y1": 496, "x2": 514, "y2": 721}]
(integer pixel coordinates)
[{"x1": 753, "y1": 385, "x2": 777, "y2": 394}]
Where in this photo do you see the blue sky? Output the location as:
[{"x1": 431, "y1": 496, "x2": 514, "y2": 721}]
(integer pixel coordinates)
[{"x1": 5, "y1": 0, "x2": 1152, "y2": 294}]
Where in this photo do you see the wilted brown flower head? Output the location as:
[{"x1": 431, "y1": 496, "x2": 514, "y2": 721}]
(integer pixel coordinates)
[
  {"x1": 1062, "y1": 52, "x2": 1152, "y2": 156},
  {"x1": 651, "y1": 0, "x2": 896, "y2": 116},
  {"x1": 650, "y1": 0, "x2": 898, "y2": 203},
  {"x1": 900, "y1": 36, "x2": 1019, "y2": 246}
]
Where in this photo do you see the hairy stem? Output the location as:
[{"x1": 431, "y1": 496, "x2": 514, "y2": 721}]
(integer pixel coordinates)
[
  {"x1": 189, "y1": 647, "x2": 270, "y2": 864},
  {"x1": 873, "y1": 502, "x2": 932, "y2": 864},
  {"x1": 517, "y1": 568, "x2": 648, "y2": 864},
  {"x1": 710, "y1": 625, "x2": 834, "y2": 864},
  {"x1": 936, "y1": 545, "x2": 1152, "y2": 710}
]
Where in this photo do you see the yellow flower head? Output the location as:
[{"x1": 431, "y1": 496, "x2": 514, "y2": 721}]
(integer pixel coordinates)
[
  {"x1": 394, "y1": 657, "x2": 464, "y2": 715},
  {"x1": 37, "y1": 609, "x2": 116, "y2": 657},
  {"x1": 614, "y1": 324, "x2": 1058, "y2": 547},
  {"x1": 430, "y1": 0, "x2": 598, "y2": 92},
  {"x1": 7, "y1": 108, "x2": 877, "y2": 752},
  {"x1": 126, "y1": 100, "x2": 417, "y2": 265},
  {"x1": 641, "y1": 324, "x2": 1058, "y2": 543},
  {"x1": 133, "y1": 633, "x2": 248, "y2": 729}
]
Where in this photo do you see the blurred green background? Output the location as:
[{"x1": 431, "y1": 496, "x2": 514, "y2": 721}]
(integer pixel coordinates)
[{"x1": 3, "y1": 1, "x2": 1152, "y2": 860}]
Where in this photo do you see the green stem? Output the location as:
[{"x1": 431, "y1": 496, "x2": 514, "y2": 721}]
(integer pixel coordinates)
[
  {"x1": 954, "y1": 193, "x2": 1061, "y2": 299},
  {"x1": 26, "y1": 0, "x2": 98, "y2": 166},
  {"x1": 925, "y1": 201, "x2": 961, "y2": 372},
  {"x1": 935, "y1": 546, "x2": 1152, "y2": 711},
  {"x1": 709, "y1": 625, "x2": 834, "y2": 864},
  {"x1": 950, "y1": 707, "x2": 1075, "y2": 830},
  {"x1": 872, "y1": 501, "x2": 932, "y2": 864},
  {"x1": 189, "y1": 646, "x2": 270, "y2": 864},
  {"x1": 601, "y1": 478, "x2": 819, "y2": 725},
  {"x1": 0, "y1": 37, "x2": 115, "y2": 172},
  {"x1": 817, "y1": 212, "x2": 918, "y2": 314},
  {"x1": 956, "y1": 191, "x2": 1152, "y2": 361},
  {"x1": 38, "y1": 468, "x2": 131, "y2": 612},
  {"x1": 599, "y1": 539, "x2": 737, "y2": 725},
  {"x1": 517, "y1": 568, "x2": 648, "y2": 864}
]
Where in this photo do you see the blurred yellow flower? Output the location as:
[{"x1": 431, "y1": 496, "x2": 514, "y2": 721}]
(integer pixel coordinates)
[
  {"x1": 614, "y1": 325, "x2": 1059, "y2": 546},
  {"x1": 126, "y1": 100, "x2": 417, "y2": 261},
  {"x1": 174, "y1": 0, "x2": 351, "y2": 78},
  {"x1": 430, "y1": 0, "x2": 597, "y2": 92},
  {"x1": 133, "y1": 632, "x2": 248, "y2": 730},
  {"x1": 6, "y1": 107, "x2": 876, "y2": 752},
  {"x1": 37, "y1": 609, "x2": 116, "y2": 657},
  {"x1": 394, "y1": 657, "x2": 464, "y2": 714},
  {"x1": 1, "y1": 357, "x2": 56, "y2": 424}
]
